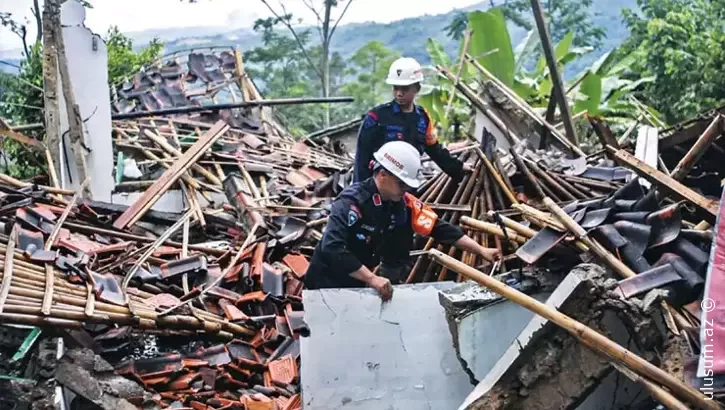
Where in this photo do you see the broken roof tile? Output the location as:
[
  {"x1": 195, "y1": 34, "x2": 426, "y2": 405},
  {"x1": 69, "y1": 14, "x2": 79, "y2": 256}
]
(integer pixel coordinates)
[
  {"x1": 191, "y1": 344, "x2": 231, "y2": 367},
  {"x1": 219, "y1": 299, "x2": 249, "y2": 322},
  {"x1": 267, "y1": 355, "x2": 297, "y2": 386},
  {"x1": 281, "y1": 253, "x2": 309, "y2": 278}
]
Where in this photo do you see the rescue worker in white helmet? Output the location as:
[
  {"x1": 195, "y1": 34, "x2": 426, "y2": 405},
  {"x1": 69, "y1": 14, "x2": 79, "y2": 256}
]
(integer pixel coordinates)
[
  {"x1": 305, "y1": 141, "x2": 500, "y2": 301},
  {"x1": 352, "y1": 57, "x2": 473, "y2": 184}
]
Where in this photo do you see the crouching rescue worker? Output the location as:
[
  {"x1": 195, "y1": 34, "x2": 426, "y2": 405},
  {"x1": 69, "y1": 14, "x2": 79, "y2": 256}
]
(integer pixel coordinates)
[
  {"x1": 305, "y1": 141, "x2": 500, "y2": 301},
  {"x1": 353, "y1": 57, "x2": 472, "y2": 184}
]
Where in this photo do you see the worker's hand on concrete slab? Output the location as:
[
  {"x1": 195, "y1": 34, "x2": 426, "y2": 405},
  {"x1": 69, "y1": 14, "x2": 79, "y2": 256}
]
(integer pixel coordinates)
[{"x1": 371, "y1": 276, "x2": 393, "y2": 301}]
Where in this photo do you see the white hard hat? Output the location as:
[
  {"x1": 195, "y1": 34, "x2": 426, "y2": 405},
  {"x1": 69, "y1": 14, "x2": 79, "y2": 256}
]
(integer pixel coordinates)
[
  {"x1": 386, "y1": 57, "x2": 424, "y2": 86},
  {"x1": 373, "y1": 141, "x2": 422, "y2": 188}
]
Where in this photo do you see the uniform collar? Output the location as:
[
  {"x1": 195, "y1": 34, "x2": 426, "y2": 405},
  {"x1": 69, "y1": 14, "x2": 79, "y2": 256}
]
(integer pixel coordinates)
[
  {"x1": 391, "y1": 100, "x2": 420, "y2": 115},
  {"x1": 362, "y1": 177, "x2": 404, "y2": 209},
  {"x1": 362, "y1": 178, "x2": 383, "y2": 206}
]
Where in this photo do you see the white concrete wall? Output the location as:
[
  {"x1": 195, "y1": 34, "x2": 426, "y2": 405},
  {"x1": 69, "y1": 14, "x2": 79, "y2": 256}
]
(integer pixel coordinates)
[
  {"x1": 473, "y1": 108, "x2": 512, "y2": 152},
  {"x1": 57, "y1": 0, "x2": 114, "y2": 202}
]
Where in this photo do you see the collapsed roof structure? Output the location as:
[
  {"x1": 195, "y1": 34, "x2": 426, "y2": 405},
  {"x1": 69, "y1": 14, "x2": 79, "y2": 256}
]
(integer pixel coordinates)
[{"x1": 1, "y1": 1, "x2": 725, "y2": 410}]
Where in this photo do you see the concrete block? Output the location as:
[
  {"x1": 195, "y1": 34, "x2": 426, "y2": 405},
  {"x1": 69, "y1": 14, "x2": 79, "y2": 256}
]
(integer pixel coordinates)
[
  {"x1": 58, "y1": 1, "x2": 114, "y2": 202},
  {"x1": 449, "y1": 292, "x2": 552, "y2": 383},
  {"x1": 459, "y1": 264, "x2": 656, "y2": 410},
  {"x1": 301, "y1": 282, "x2": 473, "y2": 410}
]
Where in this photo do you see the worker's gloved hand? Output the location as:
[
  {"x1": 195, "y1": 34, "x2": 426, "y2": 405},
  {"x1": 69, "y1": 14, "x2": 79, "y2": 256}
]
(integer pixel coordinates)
[
  {"x1": 462, "y1": 163, "x2": 474, "y2": 173},
  {"x1": 380, "y1": 263, "x2": 406, "y2": 285},
  {"x1": 371, "y1": 276, "x2": 393, "y2": 301}
]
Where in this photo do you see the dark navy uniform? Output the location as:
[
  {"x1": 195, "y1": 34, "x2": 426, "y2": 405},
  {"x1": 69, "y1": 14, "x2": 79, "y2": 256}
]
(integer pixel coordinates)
[
  {"x1": 305, "y1": 178, "x2": 465, "y2": 289},
  {"x1": 353, "y1": 101, "x2": 464, "y2": 183}
]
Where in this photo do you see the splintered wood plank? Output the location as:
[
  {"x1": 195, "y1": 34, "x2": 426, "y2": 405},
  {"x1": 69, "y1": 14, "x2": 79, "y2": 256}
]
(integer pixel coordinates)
[
  {"x1": 113, "y1": 121, "x2": 230, "y2": 230},
  {"x1": 609, "y1": 147, "x2": 719, "y2": 218}
]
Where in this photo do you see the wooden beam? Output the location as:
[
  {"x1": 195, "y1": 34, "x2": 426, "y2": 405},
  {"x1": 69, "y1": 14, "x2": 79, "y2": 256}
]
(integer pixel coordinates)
[
  {"x1": 467, "y1": 54, "x2": 579, "y2": 155},
  {"x1": 41, "y1": 1, "x2": 62, "y2": 186},
  {"x1": 113, "y1": 121, "x2": 230, "y2": 229},
  {"x1": 670, "y1": 115, "x2": 723, "y2": 181},
  {"x1": 530, "y1": 0, "x2": 578, "y2": 147},
  {"x1": 587, "y1": 115, "x2": 619, "y2": 153},
  {"x1": 608, "y1": 147, "x2": 719, "y2": 218}
]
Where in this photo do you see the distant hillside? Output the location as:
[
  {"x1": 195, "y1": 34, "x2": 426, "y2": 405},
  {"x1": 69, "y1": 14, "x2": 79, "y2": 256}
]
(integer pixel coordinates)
[
  {"x1": 0, "y1": 1, "x2": 638, "y2": 77},
  {"x1": 139, "y1": 0, "x2": 637, "y2": 79}
]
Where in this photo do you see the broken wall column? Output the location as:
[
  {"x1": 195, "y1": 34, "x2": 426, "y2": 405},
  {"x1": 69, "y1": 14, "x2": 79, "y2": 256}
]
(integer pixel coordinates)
[
  {"x1": 56, "y1": 1, "x2": 114, "y2": 202},
  {"x1": 459, "y1": 264, "x2": 663, "y2": 410}
]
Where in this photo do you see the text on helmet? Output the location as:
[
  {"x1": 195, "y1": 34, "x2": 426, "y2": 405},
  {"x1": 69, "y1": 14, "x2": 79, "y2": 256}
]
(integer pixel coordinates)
[{"x1": 384, "y1": 152, "x2": 404, "y2": 170}]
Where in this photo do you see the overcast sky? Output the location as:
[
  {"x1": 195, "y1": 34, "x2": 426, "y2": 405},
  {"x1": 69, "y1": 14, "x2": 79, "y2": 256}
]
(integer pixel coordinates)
[{"x1": 1, "y1": 0, "x2": 482, "y2": 52}]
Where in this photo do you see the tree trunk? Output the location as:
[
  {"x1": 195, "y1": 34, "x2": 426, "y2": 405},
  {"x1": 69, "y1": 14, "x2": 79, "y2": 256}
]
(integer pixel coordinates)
[{"x1": 321, "y1": 0, "x2": 332, "y2": 128}]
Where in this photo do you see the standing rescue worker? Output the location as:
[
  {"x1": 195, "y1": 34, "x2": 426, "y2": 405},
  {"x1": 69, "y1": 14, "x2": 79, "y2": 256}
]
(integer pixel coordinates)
[
  {"x1": 353, "y1": 57, "x2": 472, "y2": 184},
  {"x1": 306, "y1": 141, "x2": 500, "y2": 301}
]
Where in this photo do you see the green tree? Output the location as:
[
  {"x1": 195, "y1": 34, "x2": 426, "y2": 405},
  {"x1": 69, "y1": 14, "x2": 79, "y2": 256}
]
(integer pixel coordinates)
[
  {"x1": 0, "y1": 27, "x2": 163, "y2": 178},
  {"x1": 422, "y1": 8, "x2": 657, "y2": 144},
  {"x1": 256, "y1": 0, "x2": 355, "y2": 127},
  {"x1": 243, "y1": 17, "x2": 350, "y2": 135},
  {"x1": 106, "y1": 26, "x2": 163, "y2": 85},
  {"x1": 0, "y1": 43, "x2": 45, "y2": 178},
  {"x1": 340, "y1": 41, "x2": 400, "y2": 114},
  {"x1": 621, "y1": 0, "x2": 725, "y2": 123},
  {"x1": 445, "y1": 0, "x2": 606, "y2": 50}
]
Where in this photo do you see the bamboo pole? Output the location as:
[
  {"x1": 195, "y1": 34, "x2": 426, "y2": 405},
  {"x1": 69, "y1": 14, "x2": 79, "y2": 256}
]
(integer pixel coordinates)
[
  {"x1": 444, "y1": 28, "x2": 473, "y2": 120},
  {"x1": 460, "y1": 216, "x2": 529, "y2": 244},
  {"x1": 525, "y1": 158, "x2": 577, "y2": 201},
  {"x1": 485, "y1": 211, "x2": 537, "y2": 238},
  {"x1": 670, "y1": 115, "x2": 722, "y2": 181},
  {"x1": 0, "y1": 281, "x2": 253, "y2": 337},
  {"x1": 42, "y1": 177, "x2": 89, "y2": 315},
  {"x1": 475, "y1": 148, "x2": 518, "y2": 205},
  {"x1": 0, "y1": 173, "x2": 74, "y2": 196},
  {"x1": 144, "y1": 129, "x2": 223, "y2": 187},
  {"x1": 543, "y1": 197, "x2": 635, "y2": 278},
  {"x1": 0, "y1": 225, "x2": 17, "y2": 313},
  {"x1": 426, "y1": 249, "x2": 719, "y2": 410}
]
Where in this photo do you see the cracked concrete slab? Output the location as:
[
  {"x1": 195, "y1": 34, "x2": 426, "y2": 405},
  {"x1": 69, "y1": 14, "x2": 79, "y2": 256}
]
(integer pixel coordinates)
[
  {"x1": 301, "y1": 282, "x2": 472, "y2": 410},
  {"x1": 459, "y1": 264, "x2": 654, "y2": 410},
  {"x1": 447, "y1": 292, "x2": 553, "y2": 383}
]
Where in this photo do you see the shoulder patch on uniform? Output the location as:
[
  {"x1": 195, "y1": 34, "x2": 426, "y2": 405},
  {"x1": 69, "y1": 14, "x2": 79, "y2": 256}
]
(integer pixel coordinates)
[
  {"x1": 362, "y1": 111, "x2": 378, "y2": 129},
  {"x1": 372, "y1": 194, "x2": 382, "y2": 207},
  {"x1": 348, "y1": 205, "x2": 361, "y2": 226},
  {"x1": 419, "y1": 107, "x2": 438, "y2": 146}
]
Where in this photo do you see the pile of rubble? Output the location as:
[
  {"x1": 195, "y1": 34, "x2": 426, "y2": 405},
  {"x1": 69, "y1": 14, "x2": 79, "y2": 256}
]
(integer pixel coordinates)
[{"x1": 2, "y1": 23, "x2": 725, "y2": 410}]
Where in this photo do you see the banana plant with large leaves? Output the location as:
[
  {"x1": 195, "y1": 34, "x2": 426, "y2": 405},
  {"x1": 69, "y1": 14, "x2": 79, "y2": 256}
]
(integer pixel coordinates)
[{"x1": 418, "y1": 6, "x2": 663, "y2": 138}]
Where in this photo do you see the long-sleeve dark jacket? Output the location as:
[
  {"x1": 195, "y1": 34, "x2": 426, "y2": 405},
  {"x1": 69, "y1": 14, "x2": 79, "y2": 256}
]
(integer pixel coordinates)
[
  {"x1": 353, "y1": 101, "x2": 464, "y2": 183},
  {"x1": 305, "y1": 178, "x2": 464, "y2": 289}
]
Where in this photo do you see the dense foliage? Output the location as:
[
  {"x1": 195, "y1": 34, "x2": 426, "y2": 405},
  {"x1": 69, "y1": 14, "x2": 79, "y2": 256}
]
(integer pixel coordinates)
[{"x1": 621, "y1": 0, "x2": 725, "y2": 123}]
